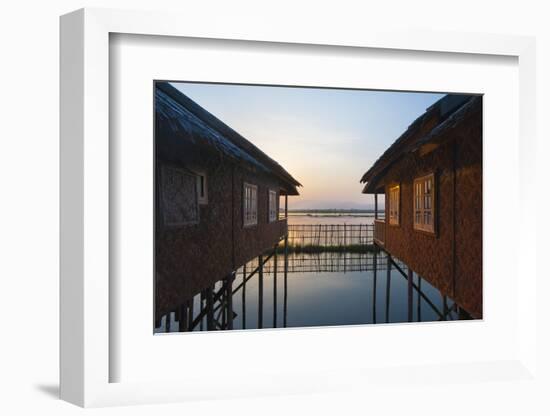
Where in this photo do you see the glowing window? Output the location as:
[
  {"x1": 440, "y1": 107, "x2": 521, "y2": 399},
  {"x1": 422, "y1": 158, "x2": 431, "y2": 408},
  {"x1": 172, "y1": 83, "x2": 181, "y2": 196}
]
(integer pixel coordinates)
[
  {"x1": 413, "y1": 173, "x2": 435, "y2": 233},
  {"x1": 388, "y1": 185, "x2": 400, "y2": 226}
]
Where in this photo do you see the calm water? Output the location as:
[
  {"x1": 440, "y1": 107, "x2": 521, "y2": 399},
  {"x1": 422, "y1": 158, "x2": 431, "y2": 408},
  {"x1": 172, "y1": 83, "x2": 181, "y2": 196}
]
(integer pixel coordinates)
[
  {"x1": 156, "y1": 251, "x2": 461, "y2": 333},
  {"x1": 287, "y1": 212, "x2": 378, "y2": 226},
  {"x1": 155, "y1": 212, "x2": 464, "y2": 333}
]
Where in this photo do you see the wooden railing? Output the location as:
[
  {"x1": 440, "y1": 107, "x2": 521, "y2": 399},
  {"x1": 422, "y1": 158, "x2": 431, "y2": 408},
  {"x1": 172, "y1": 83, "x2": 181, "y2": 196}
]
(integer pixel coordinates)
[
  {"x1": 286, "y1": 224, "x2": 374, "y2": 247},
  {"x1": 374, "y1": 219, "x2": 385, "y2": 246}
]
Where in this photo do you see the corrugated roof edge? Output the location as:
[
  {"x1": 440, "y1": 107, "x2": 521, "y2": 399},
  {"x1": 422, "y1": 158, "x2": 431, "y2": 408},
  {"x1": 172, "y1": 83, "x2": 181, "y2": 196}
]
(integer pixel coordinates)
[
  {"x1": 359, "y1": 94, "x2": 480, "y2": 193},
  {"x1": 156, "y1": 82, "x2": 302, "y2": 191}
]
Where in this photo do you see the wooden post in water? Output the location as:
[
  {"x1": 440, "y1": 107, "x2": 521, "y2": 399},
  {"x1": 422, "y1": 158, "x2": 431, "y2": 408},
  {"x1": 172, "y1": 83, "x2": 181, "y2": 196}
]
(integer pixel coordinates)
[
  {"x1": 407, "y1": 267, "x2": 413, "y2": 322},
  {"x1": 386, "y1": 253, "x2": 391, "y2": 323},
  {"x1": 200, "y1": 291, "x2": 205, "y2": 331},
  {"x1": 417, "y1": 275, "x2": 422, "y2": 322},
  {"x1": 258, "y1": 255, "x2": 264, "y2": 329},
  {"x1": 188, "y1": 298, "x2": 194, "y2": 331},
  {"x1": 221, "y1": 285, "x2": 227, "y2": 329},
  {"x1": 284, "y1": 233, "x2": 288, "y2": 328},
  {"x1": 374, "y1": 193, "x2": 378, "y2": 219},
  {"x1": 165, "y1": 312, "x2": 171, "y2": 333},
  {"x1": 206, "y1": 286, "x2": 214, "y2": 330},
  {"x1": 273, "y1": 250, "x2": 278, "y2": 328},
  {"x1": 242, "y1": 264, "x2": 247, "y2": 329},
  {"x1": 179, "y1": 302, "x2": 189, "y2": 332},
  {"x1": 372, "y1": 251, "x2": 377, "y2": 324},
  {"x1": 226, "y1": 273, "x2": 234, "y2": 330}
]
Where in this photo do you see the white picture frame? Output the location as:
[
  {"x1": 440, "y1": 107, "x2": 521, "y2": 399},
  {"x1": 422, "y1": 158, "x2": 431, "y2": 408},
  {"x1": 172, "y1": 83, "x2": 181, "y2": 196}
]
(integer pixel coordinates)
[{"x1": 60, "y1": 7, "x2": 538, "y2": 408}]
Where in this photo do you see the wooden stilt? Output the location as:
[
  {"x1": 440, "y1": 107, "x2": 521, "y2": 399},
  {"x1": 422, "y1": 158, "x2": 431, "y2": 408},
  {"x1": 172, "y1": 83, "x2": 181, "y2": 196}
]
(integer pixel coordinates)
[
  {"x1": 387, "y1": 256, "x2": 444, "y2": 320},
  {"x1": 258, "y1": 255, "x2": 264, "y2": 329},
  {"x1": 166, "y1": 312, "x2": 171, "y2": 333},
  {"x1": 221, "y1": 283, "x2": 227, "y2": 329},
  {"x1": 273, "y1": 250, "x2": 278, "y2": 328},
  {"x1": 407, "y1": 268, "x2": 413, "y2": 322},
  {"x1": 226, "y1": 273, "x2": 234, "y2": 330},
  {"x1": 206, "y1": 286, "x2": 214, "y2": 330},
  {"x1": 417, "y1": 275, "x2": 422, "y2": 322},
  {"x1": 242, "y1": 264, "x2": 246, "y2": 329},
  {"x1": 386, "y1": 253, "x2": 391, "y2": 323},
  {"x1": 179, "y1": 302, "x2": 188, "y2": 332},
  {"x1": 284, "y1": 234, "x2": 288, "y2": 328},
  {"x1": 372, "y1": 251, "x2": 377, "y2": 324},
  {"x1": 228, "y1": 252, "x2": 275, "y2": 296}
]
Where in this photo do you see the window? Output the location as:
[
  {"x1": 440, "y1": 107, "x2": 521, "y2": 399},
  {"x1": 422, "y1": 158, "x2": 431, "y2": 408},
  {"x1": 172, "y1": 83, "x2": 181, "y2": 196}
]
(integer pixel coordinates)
[
  {"x1": 196, "y1": 172, "x2": 208, "y2": 204},
  {"x1": 160, "y1": 165, "x2": 199, "y2": 226},
  {"x1": 413, "y1": 173, "x2": 435, "y2": 233},
  {"x1": 388, "y1": 185, "x2": 400, "y2": 225},
  {"x1": 243, "y1": 183, "x2": 258, "y2": 227},
  {"x1": 268, "y1": 189, "x2": 278, "y2": 222}
]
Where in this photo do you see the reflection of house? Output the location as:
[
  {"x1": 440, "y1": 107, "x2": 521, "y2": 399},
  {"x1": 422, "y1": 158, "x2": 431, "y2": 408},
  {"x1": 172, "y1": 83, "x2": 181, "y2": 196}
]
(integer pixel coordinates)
[
  {"x1": 155, "y1": 82, "x2": 301, "y2": 321},
  {"x1": 361, "y1": 94, "x2": 482, "y2": 318}
]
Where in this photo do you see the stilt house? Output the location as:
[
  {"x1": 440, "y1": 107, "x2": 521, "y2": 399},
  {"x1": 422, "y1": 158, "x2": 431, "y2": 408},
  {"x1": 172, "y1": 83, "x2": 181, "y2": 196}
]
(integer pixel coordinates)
[
  {"x1": 361, "y1": 94, "x2": 482, "y2": 318},
  {"x1": 155, "y1": 82, "x2": 301, "y2": 321}
]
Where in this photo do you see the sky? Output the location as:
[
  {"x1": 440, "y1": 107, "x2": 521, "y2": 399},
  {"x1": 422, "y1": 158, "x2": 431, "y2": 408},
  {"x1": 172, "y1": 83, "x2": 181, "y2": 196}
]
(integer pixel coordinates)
[{"x1": 172, "y1": 82, "x2": 444, "y2": 210}]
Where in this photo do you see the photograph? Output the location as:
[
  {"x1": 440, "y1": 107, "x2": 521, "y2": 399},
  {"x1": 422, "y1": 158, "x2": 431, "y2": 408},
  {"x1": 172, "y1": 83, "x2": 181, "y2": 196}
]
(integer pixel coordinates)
[{"x1": 154, "y1": 81, "x2": 482, "y2": 333}]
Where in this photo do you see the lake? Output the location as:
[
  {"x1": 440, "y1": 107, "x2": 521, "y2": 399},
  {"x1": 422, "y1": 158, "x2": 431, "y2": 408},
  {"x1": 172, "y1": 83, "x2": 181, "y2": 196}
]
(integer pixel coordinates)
[
  {"x1": 155, "y1": 250, "x2": 462, "y2": 333},
  {"x1": 286, "y1": 212, "x2": 379, "y2": 226},
  {"x1": 154, "y1": 211, "x2": 467, "y2": 333}
]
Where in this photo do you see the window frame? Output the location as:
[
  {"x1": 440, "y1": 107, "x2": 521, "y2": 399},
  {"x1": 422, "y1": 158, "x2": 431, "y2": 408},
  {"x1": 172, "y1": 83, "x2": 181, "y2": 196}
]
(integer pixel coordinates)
[
  {"x1": 413, "y1": 173, "x2": 436, "y2": 234},
  {"x1": 243, "y1": 182, "x2": 258, "y2": 227},
  {"x1": 387, "y1": 184, "x2": 400, "y2": 226},
  {"x1": 195, "y1": 170, "x2": 208, "y2": 205},
  {"x1": 159, "y1": 164, "x2": 200, "y2": 227},
  {"x1": 268, "y1": 189, "x2": 278, "y2": 223}
]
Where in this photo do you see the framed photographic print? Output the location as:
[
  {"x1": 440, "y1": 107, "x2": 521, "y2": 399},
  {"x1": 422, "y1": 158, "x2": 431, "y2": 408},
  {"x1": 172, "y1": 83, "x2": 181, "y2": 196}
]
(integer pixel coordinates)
[
  {"x1": 60, "y1": 7, "x2": 538, "y2": 408},
  {"x1": 153, "y1": 80, "x2": 481, "y2": 334}
]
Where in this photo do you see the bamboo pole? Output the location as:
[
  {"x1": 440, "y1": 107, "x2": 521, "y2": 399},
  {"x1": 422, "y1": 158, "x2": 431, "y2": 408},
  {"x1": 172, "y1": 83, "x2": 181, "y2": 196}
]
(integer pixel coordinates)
[
  {"x1": 442, "y1": 295, "x2": 448, "y2": 321},
  {"x1": 188, "y1": 298, "x2": 194, "y2": 331},
  {"x1": 273, "y1": 251, "x2": 278, "y2": 328},
  {"x1": 284, "y1": 233, "x2": 288, "y2": 328},
  {"x1": 386, "y1": 253, "x2": 391, "y2": 323},
  {"x1": 206, "y1": 286, "x2": 214, "y2": 330},
  {"x1": 165, "y1": 312, "x2": 171, "y2": 333},
  {"x1": 242, "y1": 264, "x2": 246, "y2": 329},
  {"x1": 228, "y1": 252, "x2": 274, "y2": 296},
  {"x1": 226, "y1": 273, "x2": 234, "y2": 330},
  {"x1": 258, "y1": 254, "x2": 264, "y2": 329},
  {"x1": 417, "y1": 275, "x2": 422, "y2": 322},
  {"x1": 387, "y1": 256, "x2": 444, "y2": 320},
  {"x1": 373, "y1": 251, "x2": 377, "y2": 324},
  {"x1": 407, "y1": 268, "x2": 413, "y2": 322}
]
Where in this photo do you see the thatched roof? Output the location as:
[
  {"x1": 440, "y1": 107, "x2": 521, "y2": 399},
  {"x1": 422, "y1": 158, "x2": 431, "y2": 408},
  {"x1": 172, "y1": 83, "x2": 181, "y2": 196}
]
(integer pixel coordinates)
[
  {"x1": 360, "y1": 94, "x2": 481, "y2": 194},
  {"x1": 155, "y1": 82, "x2": 301, "y2": 195}
]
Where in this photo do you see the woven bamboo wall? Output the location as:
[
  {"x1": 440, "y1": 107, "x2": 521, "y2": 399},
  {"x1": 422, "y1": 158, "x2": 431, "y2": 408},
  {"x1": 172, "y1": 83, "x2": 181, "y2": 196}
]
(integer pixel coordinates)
[
  {"x1": 381, "y1": 105, "x2": 482, "y2": 318},
  {"x1": 155, "y1": 157, "x2": 287, "y2": 319}
]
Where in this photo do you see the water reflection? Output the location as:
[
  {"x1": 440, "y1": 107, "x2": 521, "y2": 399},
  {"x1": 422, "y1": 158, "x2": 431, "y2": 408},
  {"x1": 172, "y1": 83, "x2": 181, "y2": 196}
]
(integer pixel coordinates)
[{"x1": 155, "y1": 250, "x2": 470, "y2": 333}]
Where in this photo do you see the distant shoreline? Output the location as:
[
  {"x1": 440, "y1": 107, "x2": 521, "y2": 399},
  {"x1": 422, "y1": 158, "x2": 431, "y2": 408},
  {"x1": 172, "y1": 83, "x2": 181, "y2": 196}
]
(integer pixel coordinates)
[
  {"x1": 283, "y1": 209, "x2": 381, "y2": 218},
  {"x1": 285, "y1": 209, "x2": 376, "y2": 214}
]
